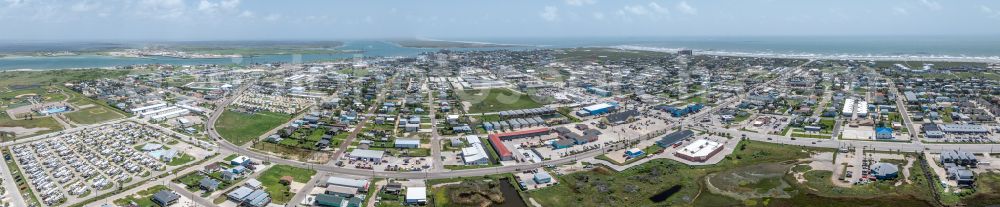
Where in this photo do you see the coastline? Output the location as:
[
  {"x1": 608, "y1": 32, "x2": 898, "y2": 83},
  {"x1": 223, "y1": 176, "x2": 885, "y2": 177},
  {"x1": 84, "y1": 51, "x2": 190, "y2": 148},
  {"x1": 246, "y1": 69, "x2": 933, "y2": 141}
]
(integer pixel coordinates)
[{"x1": 609, "y1": 45, "x2": 1000, "y2": 63}]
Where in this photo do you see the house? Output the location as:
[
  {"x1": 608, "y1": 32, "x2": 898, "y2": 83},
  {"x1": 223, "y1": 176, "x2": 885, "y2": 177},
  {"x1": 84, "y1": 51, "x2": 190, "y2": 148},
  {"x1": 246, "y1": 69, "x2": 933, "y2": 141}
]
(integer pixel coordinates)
[
  {"x1": 199, "y1": 177, "x2": 221, "y2": 191},
  {"x1": 244, "y1": 178, "x2": 263, "y2": 190},
  {"x1": 405, "y1": 187, "x2": 427, "y2": 205},
  {"x1": 230, "y1": 156, "x2": 251, "y2": 166},
  {"x1": 203, "y1": 163, "x2": 222, "y2": 173},
  {"x1": 221, "y1": 171, "x2": 238, "y2": 180},
  {"x1": 152, "y1": 190, "x2": 180, "y2": 207},
  {"x1": 384, "y1": 182, "x2": 403, "y2": 194}
]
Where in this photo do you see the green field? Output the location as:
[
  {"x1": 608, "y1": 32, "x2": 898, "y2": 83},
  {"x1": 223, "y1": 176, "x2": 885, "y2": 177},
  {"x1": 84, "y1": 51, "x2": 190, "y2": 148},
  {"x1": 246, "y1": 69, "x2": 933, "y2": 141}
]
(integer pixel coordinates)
[
  {"x1": 525, "y1": 140, "x2": 935, "y2": 207},
  {"x1": 555, "y1": 48, "x2": 670, "y2": 61},
  {"x1": 113, "y1": 185, "x2": 167, "y2": 207},
  {"x1": 0, "y1": 112, "x2": 63, "y2": 140},
  {"x1": 258, "y1": 165, "x2": 317, "y2": 204},
  {"x1": 0, "y1": 69, "x2": 130, "y2": 88},
  {"x1": 457, "y1": 88, "x2": 543, "y2": 113},
  {"x1": 216, "y1": 109, "x2": 294, "y2": 145},
  {"x1": 64, "y1": 106, "x2": 124, "y2": 125},
  {"x1": 167, "y1": 154, "x2": 196, "y2": 166}
]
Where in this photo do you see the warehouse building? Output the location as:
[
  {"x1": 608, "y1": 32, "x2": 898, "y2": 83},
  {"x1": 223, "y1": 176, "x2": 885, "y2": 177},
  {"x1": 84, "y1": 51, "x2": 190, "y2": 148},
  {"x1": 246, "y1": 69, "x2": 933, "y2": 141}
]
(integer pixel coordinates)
[
  {"x1": 462, "y1": 135, "x2": 490, "y2": 165},
  {"x1": 674, "y1": 139, "x2": 723, "y2": 162},
  {"x1": 870, "y1": 162, "x2": 899, "y2": 180},
  {"x1": 577, "y1": 102, "x2": 617, "y2": 116},
  {"x1": 348, "y1": 149, "x2": 385, "y2": 162},
  {"x1": 656, "y1": 130, "x2": 693, "y2": 148},
  {"x1": 394, "y1": 139, "x2": 420, "y2": 148}
]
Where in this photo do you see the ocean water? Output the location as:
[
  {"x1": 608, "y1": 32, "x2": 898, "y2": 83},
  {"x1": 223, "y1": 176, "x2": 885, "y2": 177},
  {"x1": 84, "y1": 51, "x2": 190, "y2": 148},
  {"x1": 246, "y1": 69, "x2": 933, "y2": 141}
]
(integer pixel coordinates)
[{"x1": 2, "y1": 36, "x2": 998, "y2": 70}]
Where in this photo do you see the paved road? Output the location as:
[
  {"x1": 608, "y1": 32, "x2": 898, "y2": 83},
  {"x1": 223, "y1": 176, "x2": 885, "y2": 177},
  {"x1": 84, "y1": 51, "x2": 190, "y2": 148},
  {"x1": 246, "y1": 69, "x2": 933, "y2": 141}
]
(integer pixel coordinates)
[
  {"x1": 195, "y1": 61, "x2": 1000, "y2": 180},
  {"x1": 329, "y1": 75, "x2": 395, "y2": 161},
  {"x1": 427, "y1": 82, "x2": 444, "y2": 172},
  {"x1": 0, "y1": 155, "x2": 27, "y2": 207}
]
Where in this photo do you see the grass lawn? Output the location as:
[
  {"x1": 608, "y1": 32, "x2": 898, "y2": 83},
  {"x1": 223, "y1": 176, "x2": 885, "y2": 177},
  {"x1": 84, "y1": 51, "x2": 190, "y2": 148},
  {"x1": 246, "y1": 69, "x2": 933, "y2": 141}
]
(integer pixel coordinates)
[
  {"x1": 0, "y1": 69, "x2": 130, "y2": 88},
  {"x1": 216, "y1": 109, "x2": 294, "y2": 145},
  {"x1": 528, "y1": 140, "x2": 834, "y2": 207},
  {"x1": 457, "y1": 88, "x2": 543, "y2": 113},
  {"x1": 791, "y1": 133, "x2": 831, "y2": 139},
  {"x1": 113, "y1": 185, "x2": 168, "y2": 207},
  {"x1": 258, "y1": 165, "x2": 317, "y2": 204},
  {"x1": 167, "y1": 154, "x2": 196, "y2": 166},
  {"x1": 64, "y1": 105, "x2": 125, "y2": 124},
  {"x1": 0, "y1": 111, "x2": 63, "y2": 140}
]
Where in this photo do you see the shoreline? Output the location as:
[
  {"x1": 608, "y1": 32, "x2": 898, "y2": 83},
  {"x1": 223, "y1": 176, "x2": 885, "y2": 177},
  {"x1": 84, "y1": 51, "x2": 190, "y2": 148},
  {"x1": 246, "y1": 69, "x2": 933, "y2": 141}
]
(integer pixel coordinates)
[{"x1": 608, "y1": 45, "x2": 1000, "y2": 63}]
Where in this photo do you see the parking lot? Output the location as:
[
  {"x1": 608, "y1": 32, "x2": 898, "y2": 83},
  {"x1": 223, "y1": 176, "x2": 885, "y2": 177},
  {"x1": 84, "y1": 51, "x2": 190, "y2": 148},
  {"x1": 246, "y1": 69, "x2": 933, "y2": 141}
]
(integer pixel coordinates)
[{"x1": 8, "y1": 122, "x2": 201, "y2": 206}]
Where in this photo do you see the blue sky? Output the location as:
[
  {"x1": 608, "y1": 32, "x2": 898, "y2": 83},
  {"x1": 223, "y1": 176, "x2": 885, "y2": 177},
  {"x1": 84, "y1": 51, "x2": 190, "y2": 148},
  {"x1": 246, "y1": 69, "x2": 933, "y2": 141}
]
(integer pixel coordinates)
[{"x1": 1, "y1": 0, "x2": 1000, "y2": 40}]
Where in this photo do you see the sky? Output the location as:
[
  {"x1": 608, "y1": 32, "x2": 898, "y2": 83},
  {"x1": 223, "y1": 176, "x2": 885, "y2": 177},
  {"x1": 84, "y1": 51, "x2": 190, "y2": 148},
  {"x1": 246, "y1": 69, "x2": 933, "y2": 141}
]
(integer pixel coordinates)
[{"x1": 1, "y1": 0, "x2": 1000, "y2": 41}]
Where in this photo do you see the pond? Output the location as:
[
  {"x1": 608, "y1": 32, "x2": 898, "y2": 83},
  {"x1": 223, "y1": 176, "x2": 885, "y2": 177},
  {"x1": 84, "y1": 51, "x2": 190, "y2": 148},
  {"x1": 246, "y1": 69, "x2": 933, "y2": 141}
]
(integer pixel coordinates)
[{"x1": 496, "y1": 178, "x2": 528, "y2": 207}]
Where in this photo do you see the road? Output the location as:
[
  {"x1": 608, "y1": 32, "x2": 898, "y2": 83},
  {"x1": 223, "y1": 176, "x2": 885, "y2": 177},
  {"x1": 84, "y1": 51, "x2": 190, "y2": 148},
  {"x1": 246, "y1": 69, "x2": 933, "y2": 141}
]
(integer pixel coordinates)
[
  {"x1": 427, "y1": 81, "x2": 444, "y2": 172},
  {"x1": 329, "y1": 75, "x2": 395, "y2": 162}
]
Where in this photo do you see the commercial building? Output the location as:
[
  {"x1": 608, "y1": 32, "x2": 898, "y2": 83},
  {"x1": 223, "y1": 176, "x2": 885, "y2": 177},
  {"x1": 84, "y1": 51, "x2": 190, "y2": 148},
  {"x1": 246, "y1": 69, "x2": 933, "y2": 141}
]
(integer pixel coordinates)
[
  {"x1": 461, "y1": 135, "x2": 489, "y2": 165},
  {"x1": 577, "y1": 102, "x2": 617, "y2": 116},
  {"x1": 405, "y1": 187, "x2": 427, "y2": 204},
  {"x1": 674, "y1": 139, "x2": 723, "y2": 162},
  {"x1": 348, "y1": 149, "x2": 385, "y2": 162},
  {"x1": 488, "y1": 135, "x2": 513, "y2": 161},
  {"x1": 315, "y1": 194, "x2": 363, "y2": 207},
  {"x1": 656, "y1": 130, "x2": 693, "y2": 148},
  {"x1": 326, "y1": 177, "x2": 370, "y2": 191},
  {"x1": 534, "y1": 171, "x2": 553, "y2": 184},
  {"x1": 870, "y1": 162, "x2": 899, "y2": 180},
  {"x1": 939, "y1": 124, "x2": 990, "y2": 134},
  {"x1": 875, "y1": 127, "x2": 894, "y2": 140},
  {"x1": 625, "y1": 148, "x2": 644, "y2": 159},
  {"x1": 393, "y1": 139, "x2": 420, "y2": 148},
  {"x1": 488, "y1": 128, "x2": 551, "y2": 141}
]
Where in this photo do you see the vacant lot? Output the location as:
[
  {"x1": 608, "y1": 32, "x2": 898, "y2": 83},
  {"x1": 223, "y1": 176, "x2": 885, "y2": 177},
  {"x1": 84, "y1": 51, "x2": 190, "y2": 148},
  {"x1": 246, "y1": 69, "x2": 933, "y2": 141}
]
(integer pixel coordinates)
[
  {"x1": 457, "y1": 88, "x2": 543, "y2": 113},
  {"x1": 258, "y1": 165, "x2": 317, "y2": 204},
  {"x1": 216, "y1": 109, "x2": 294, "y2": 145}
]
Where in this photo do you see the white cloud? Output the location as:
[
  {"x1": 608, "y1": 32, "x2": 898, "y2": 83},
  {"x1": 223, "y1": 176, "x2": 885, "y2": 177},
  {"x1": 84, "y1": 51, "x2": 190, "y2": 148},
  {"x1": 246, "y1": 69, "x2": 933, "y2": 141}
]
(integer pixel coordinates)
[
  {"x1": 981, "y1": 5, "x2": 1000, "y2": 18},
  {"x1": 71, "y1": 1, "x2": 100, "y2": 12},
  {"x1": 891, "y1": 7, "x2": 908, "y2": 15},
  {"x1": 648, "y1": 2, "x2": 669, "y2": 14},
  {"x1": 564, "y1": 0, "x2": 595, "y2": 6},
  {"x1": 676, "y1": 1, "x2": 697, "y2": 15},
  {"x1": 238, "y1": 10, "x2": 254, "y2": 18},
  {"x1": 623, "y1": 4, "x2": 649, "y2": 16},
  {"x1": 220, "y1": 0, "x2": 239, "y2": 10},
  {"x1": 198, "y1": 0, "x2": 240, "y2": 13},
  {"x1": 592, "y1": 12, "x2": 605, "y2": 20},
  {"x1": 919, "y1": 0, "x2": 941, "y2": 10},
  {"x1": 198, "y1": 0, "x2": 219, "y2": 12},
  {"x1": 264, "y1": 13, "x2": 281, "y2": 21},
  {"x1": 137, "y1": 0, "x2": 187, "y2": 20},
  {"x1": 540, "y1": 6, "x2": 558, "y2": 22}
]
